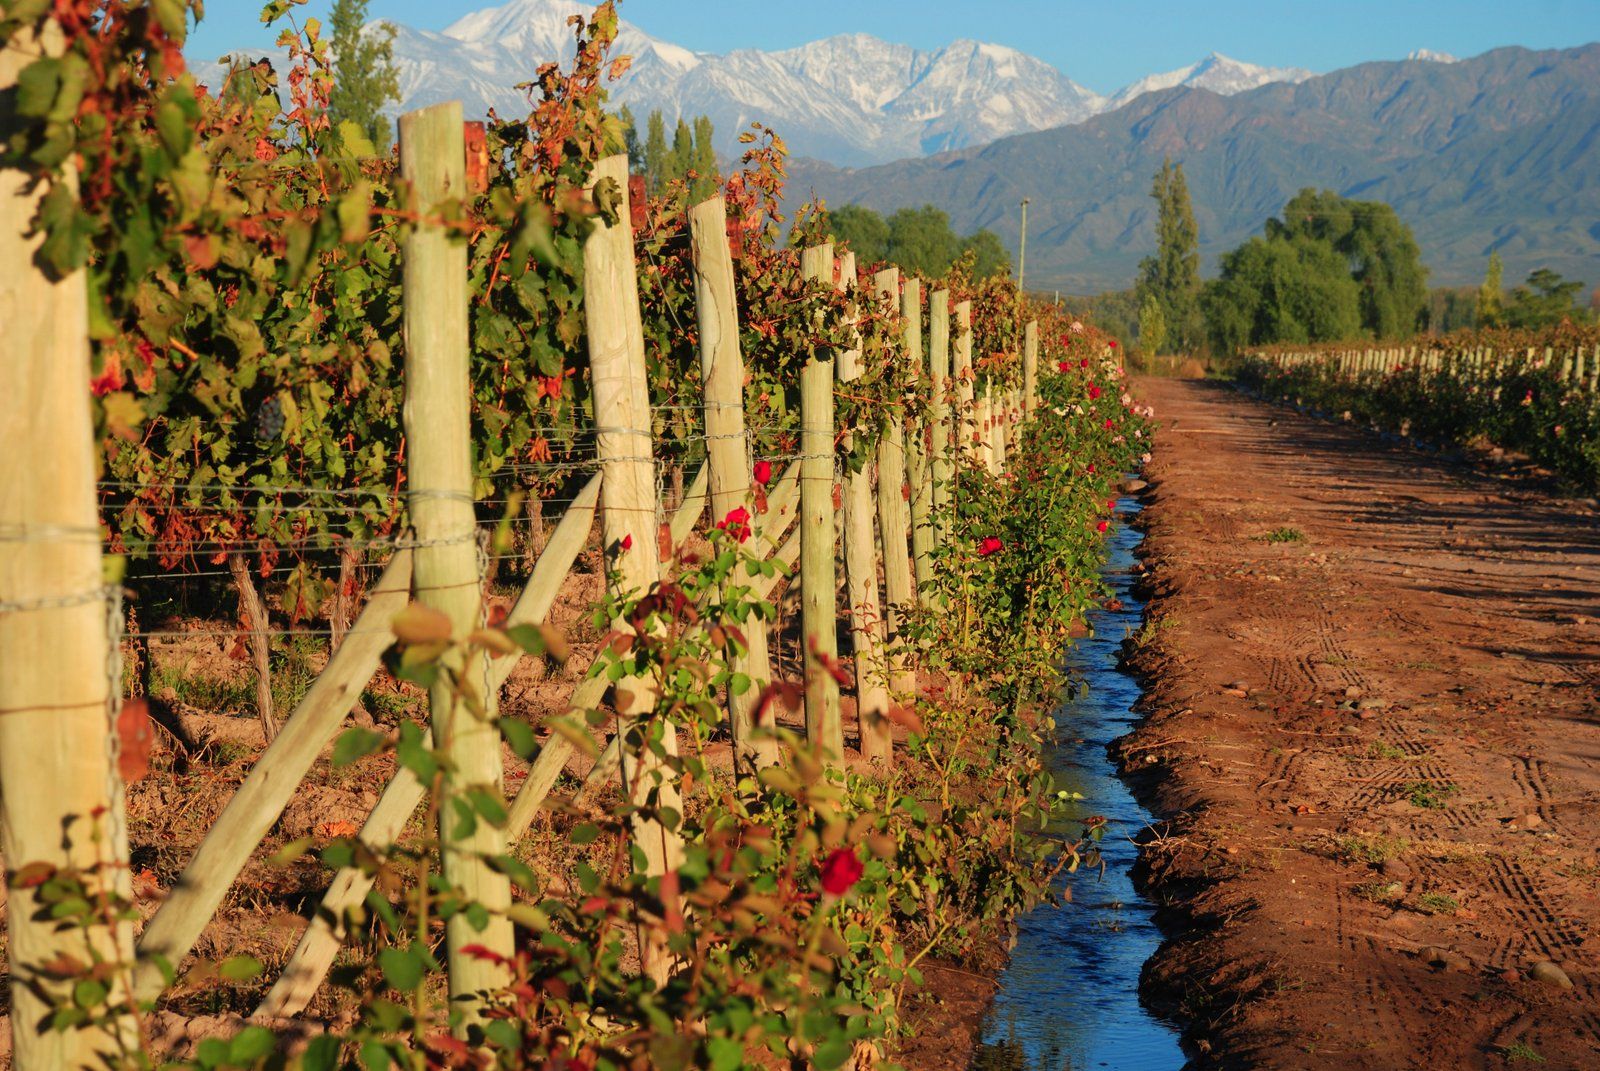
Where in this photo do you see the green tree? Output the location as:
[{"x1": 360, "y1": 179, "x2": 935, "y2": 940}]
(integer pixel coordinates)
[
  {"x1": 828, "y1": 204, "x2": 889, "y2": 264},
  {"x1": 689, "y1": 115, "x2": 718, "y2": 201},
  {"x1": 1137, "y1": 293, "x2": 1167, "y2": 357},
  {"x1": 1135, "y1": 158, "x2": 1203, "y2": 351},
  {"x1": 821, "y1": 202, "x2": 1004, "y2": 278},
  {"x1": 1477, "y1": 251, "x2": 1504, "y2": 327},
  {"x1": 1201, "y1": 233, "x2": 1362, "y2": 354},
  {"x1": 961, "y1": 229, "x2": 1010, "y2": 279},
  {"x1": 1502, "y1": 268, "x2": 1586, "y2": 328},
  {"x1": 327, "y1": 0, "x2": 400, "y2": 152},
  {"x1": 1271, "y1": 188, "x2": 1427, "y2": 337},
  {"x1": 1426, "y1": 287, "x2": 1478, "y2": 334},
  {"x1": 618, "y1": 105, "x2": 643, "y2": 174},
  {"x1": 668, "y1": 117, "x2": 693, "y2": 182},
  {"x1": 886, "y1": 204, "x2": 961, "y2": 277},
  {"x1": 643, "y1": 110, "x2": 668, "y2": 193}
]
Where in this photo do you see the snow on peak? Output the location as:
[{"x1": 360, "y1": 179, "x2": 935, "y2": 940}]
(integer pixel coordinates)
[
  {"x1": 1107, "y1": 52, "x2": 1315, "y2": 111},
  {"x1": 1407, "y1": 49, "x2": 1459, "y2": 63},
  {"x1": 193, "y1": 1, "x2": 1320, "y2": 167}
]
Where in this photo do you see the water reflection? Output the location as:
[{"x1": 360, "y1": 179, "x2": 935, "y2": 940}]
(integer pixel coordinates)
[{"x1": 972, "y1": 498, "x2": 1185, "y2": 1071}]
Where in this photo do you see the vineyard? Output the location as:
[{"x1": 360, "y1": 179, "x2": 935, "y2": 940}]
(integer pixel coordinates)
[
  {"x1": 0, "y1": 4, "x2": 1153, "y2": 1070},
  {"x1": 1239, "y1": 325, "x2": 1600, "y2": 490}
]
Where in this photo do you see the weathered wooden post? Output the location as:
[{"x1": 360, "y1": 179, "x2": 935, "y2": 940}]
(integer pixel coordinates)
[
  {"x1": 582, "y1": 155, "x2": 685, "y2": 962},
  {"x1": 1023, "y1": 319, "x2": 1039, "y2": 420},
  {"x1": 799, "y1": 244, "x2": 843, "y2": 759},
  {"x1": 872, "y1": 268, "x2": 916, "y2": 745},
  {"x1": 836, "y1": 252, "x2": 891, "y2": 761},
  {"x1": 688, "y1": 195, "x2": 780, "y2": 771},
  {"x1": 929, "y1": 289, "x2": 954, "y2": 549},
  {"x1": 1, "y1": 24, "x2": 138, "y2": 1066},
  {"x1": 903, "y1": 279, "x2": 936, "y2": 597},
  {"x1": 954, "y1": 300, "x2": 975, "y2": 458},
  {"x1": 398, "y1": 103, "x2": 515, "y2": 1010},
  {"x1": 975, "y1": 388, "x2": 995, "y2": 472}
]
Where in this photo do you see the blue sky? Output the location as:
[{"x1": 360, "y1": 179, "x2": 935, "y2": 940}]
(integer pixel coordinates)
[{"x1": 188, "y1": 1, "x2": 1600, "y2": 93}]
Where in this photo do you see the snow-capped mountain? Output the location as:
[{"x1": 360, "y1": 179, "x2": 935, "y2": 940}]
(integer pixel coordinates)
[
  {"x1": 1104, "y1": 52, "x2": 1314, "y2": 111},
  {"x1": 1407, "y1": 49, "x2": 1460, "y2": 63},
  {"x1": 193, "y1": 0, "x2": 1315, "y2": 167}
]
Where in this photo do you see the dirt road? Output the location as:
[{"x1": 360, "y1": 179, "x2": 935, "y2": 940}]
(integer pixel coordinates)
[{"x1": 1123, "y1": 378, "x2": 1600, "y2": 1069}]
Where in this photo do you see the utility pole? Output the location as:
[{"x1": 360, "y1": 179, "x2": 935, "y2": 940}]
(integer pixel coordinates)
[{"x1": 1018, "y1": 197, "x2": 1030, "y2": 294}]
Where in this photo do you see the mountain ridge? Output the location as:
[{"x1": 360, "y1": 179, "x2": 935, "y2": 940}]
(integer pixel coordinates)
[
  {"x1": 785, "y1": 43, "x2": 1600, "y2": 293},
  {"x1": 193, "y1": 0, "x2": 1328, "y2": 166}
]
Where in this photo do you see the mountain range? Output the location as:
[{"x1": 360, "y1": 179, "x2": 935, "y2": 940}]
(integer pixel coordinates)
[
  {"x1": 788, "y1": 43, "x2": 1600, "y2": 293},
  {"x1": 194, "y1": 0, "x2": 1317, "y2": 166},
  {"x1": 192, "y1": 1, "x2": 1595, "y2": 295}
]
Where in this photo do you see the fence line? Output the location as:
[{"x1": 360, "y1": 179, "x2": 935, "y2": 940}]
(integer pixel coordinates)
[{"x1": 4, "y1": 95, "x2": 1048, "y2": 1056}]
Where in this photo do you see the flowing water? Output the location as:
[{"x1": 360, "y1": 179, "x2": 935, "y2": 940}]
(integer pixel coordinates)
[{"x1": 972, "y1": 497, "x2": 1186, "y2": 1071}]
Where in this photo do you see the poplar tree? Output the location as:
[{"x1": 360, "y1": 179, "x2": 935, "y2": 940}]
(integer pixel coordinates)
[
  {"x1": 1135, "y1": 158, "x2": 1203, "y2": 352},
  {"x1": 618, "y1": 104, "x2": 643, "y2": 174},
  {"x1": 1477, "y1": 251, "x2": 1504, "y2": 327},
  {"x1": 1138, "y1": 293, "x2": 1168, "y2": 358},
  {"x1": 669, "y1": 117, "x2": 694, "y2": 182},
  {"x1": 689, "y1": 115, "x2": 718, "y2": 200},
  {"x1": 328, "y1": 0, "x2": 400, "y2": 152},
  {"x1": 644, "y1": 110, "x2": 668, "y2": 192}
]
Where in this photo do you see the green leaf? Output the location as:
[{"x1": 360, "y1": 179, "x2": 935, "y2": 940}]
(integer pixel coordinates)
[
  {"x1": 300, "y1": 1034, "x2": 341, "y2": 1071},
  {"x1": 358, "y1": 1039, "x2": 393, "y2": 1071},
  {"x1": 154, "y1": 96, "x2": 193, "y2": 160},
  {"x1": 465, "y1": 786, "x2": 508, "y2": 826},
  {"x1": 378, "y1": 945, "x2": 425, "y2": 991},
  {"x1": 569, "y1": 822, "x2": 602, "y2": 845},
  {"x1": 811, "y1": 1035, "x2": 854, "y2": 1070},
  {"x1": 707, "y1": 1036, "x2": 744, "y2": 1071},
  {"x1": 196, "y1": 1037, "x2": 231, "y2": 1069},
  {"x1": 218, "y1": 954, "x2": 264, "y2": 982},
  {"x1": 497, "y1": 716, "x2": 538, "y2": 759},
  {"x1": 71, "y1": 978, "x2": 108, "y2": 1009},
  {"x1": 152, "y1": 0, "x2": 189, "y2": 39},
  {"x1": 229, "y1": 1026, "x2": 277, "y2": 1063},
  {"x1": 331, "y1": 727, "x2": 385, "y2": 767},
  {"x1": 14, "y1": 56, "x2": 61, "y2": 118}
]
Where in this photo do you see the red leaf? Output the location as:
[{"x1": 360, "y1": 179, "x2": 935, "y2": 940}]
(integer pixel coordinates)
[{"x1": 116, "y1": 698, "x2": 155, "y2": 782}]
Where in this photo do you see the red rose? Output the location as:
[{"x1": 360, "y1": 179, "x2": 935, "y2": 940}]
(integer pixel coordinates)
[
  {"x1": 1107, "y1": 498, "x2": 1117, "y2": 512},
  {"x1": 620, "y1": 534, "x2": 633, "y2": 551},
  {"x1": 1096, "y1": 520, "x2": 1110, "y2": 534},
  {"x1": 1080, "y1": 358, "x2": 1090, "y2": 369},
  {"x1": 1088, "y1": 384, "x2": 1101, "y2": 400},
  {"x1": 1058, "y1": 360, "x2": 1070, "y2": 372},
  {"x1": 1108, "y1": 340, "x2": 1118, "y2": 349},
  {"x1": 753, "y1": 459, "x2": 773, "y2": 487},
  {"x1": 1104, "y1": 418, "x2": 1114, "y2": 430},
  {"x1": 819, "y1": 848, "x2": 865, "y2": 896},
  {"x1": 717, "y1": 506, "x2": 752, "y2": 544},
  {"x1": 978, "y1": 536, "x2": 1003, "y2": 557},
  {"x1": 1086, "y1": 464, "x2": 1096, "y2": 474}
]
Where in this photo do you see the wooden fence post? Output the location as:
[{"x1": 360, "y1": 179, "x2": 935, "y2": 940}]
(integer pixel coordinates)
[
  {"x1": 582, "y1": 155, "x2": 684, "y2": 976},
  {"x1": 954, "y1": 300, "x2": 975, "y2": 458},
  {"x1": 975, "y1": 389, "x2": 994, "y2": 472},
  {"x1": 799, "y1": 243, "x2": 843, "y2": 760},
  {"x1": 872, "y1": 267, "x2": 915, "y2": 751},
  {"x1": 688, "y1": 195, "x2": 780, "y2": 772},
  {"x1": 929, "y1": 289, "x2": 953, "y2": 549},
  {"x1": 903, "y1": 279, "x2": 935, "y2": 599},
  {"x1": 1, "y1": 24, "x2": 139, "y2": 1065},
  {"x1": 836, "y1": 252, "x2": 891, "y2": 761},
  {"x1": 1023, "y1": 319, "x2": 1039, "y2": 420},
  {"x1": 398, "y1": 103, "x2": 514, "y2": 1012}
]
